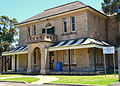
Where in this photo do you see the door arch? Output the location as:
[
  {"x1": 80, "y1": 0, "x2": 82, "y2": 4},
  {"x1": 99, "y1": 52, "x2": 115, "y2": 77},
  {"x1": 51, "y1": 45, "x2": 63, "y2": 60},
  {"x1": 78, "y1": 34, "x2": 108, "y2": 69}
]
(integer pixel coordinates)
[{"x1": 33, "y1": 47, "x2": 41, "y2": 72}]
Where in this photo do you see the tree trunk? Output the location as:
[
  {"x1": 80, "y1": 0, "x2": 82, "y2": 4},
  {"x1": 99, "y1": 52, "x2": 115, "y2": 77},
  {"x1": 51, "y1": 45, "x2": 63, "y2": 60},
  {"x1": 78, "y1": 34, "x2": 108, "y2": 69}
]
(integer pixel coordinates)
[
  {"x1": 118, "y1": 22, "x2": 120, "y2": 36},
  {"x1": 0, "y1": 52, "x2": 2, "y2": 72},
  {"x1": 118, "y1": 22, "x2": 120, "y2": 81},
  {"x1": 0, "y1": 45, "x2": 3, "y2": 72},
  {"x1": 119, "y1": 22, "x2": 120, "y2": 36}
]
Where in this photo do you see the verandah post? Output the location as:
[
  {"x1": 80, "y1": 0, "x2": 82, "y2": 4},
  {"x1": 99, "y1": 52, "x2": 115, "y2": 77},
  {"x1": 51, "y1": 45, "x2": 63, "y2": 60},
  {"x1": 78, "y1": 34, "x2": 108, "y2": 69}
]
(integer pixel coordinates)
[
  {"x1": 94, "y1": 47, "x2": 97, "y2": 71},
  {"x1": 68, "y1": 49, "x2": 71, "y2": 74}
]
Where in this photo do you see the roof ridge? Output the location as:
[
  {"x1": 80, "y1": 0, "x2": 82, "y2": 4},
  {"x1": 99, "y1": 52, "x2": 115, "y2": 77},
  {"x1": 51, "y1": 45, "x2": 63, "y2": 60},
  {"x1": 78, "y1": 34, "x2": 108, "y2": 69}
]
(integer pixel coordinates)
[{"x1": 44, "y1": 1, "x2": 86, "y2": 11}]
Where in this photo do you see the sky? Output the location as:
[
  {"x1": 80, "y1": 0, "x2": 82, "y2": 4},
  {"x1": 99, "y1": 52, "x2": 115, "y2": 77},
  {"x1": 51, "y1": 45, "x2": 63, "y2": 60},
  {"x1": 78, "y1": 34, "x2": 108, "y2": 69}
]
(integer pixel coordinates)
[{"x1": 0, "y1": 0, "x2": 103, "y2": 23}]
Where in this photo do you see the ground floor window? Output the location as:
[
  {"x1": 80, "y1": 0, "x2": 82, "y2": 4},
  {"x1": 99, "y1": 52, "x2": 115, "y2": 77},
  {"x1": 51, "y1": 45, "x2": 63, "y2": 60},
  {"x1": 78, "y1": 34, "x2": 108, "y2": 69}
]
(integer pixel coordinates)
[
  {"x1": 7, "y1": 56, "x2": 12, "y2": 70},
  {"x1": 96, "y1": 50, "x2": 103, "y2": 66},
  {"x1": 71, "y1": 49, "x2": 76, "y2": 64},
  {"x1": 63, "y1": 50, "x2": 68, "y2": 64}
]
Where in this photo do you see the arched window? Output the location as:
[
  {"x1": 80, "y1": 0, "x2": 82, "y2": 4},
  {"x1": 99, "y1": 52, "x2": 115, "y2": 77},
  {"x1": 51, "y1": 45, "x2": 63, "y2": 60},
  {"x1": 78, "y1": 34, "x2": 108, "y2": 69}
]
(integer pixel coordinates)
[
  {"x1": 45, "y1": 23, "x2": 52, "y2": 27},
  {"x1": 42, "y1": 23, "x2": 55, "y2": 35}
]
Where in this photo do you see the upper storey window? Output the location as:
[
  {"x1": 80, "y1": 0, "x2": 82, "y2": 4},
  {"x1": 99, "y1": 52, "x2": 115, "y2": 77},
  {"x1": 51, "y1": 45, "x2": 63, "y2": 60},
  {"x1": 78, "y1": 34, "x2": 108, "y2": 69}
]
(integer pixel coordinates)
[
  {"x1": 63, "y1": 18, "x2": 67, "y2": 32},
  {"x1": 71, "y1": 16, "x2": 75, "y2": 31},
  {"x1": 32, "y1": 25, "x2": 36, "y2": 35},
  {"x1": 27, "y1": 26, "x2": 30, "y2": 36},
  {"x1": 42, "y1": 23, "x2": 55, "y2": 35},
  {"x1": 45, "y1": 23, "x2": 52, "y2": 27}
]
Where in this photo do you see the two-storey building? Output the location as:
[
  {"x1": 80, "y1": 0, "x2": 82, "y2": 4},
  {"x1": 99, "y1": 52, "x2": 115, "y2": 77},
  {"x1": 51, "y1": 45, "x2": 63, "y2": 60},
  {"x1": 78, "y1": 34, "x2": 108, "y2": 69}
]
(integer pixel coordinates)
[{"x1": 1, "y1": 1, "x2": 119, "y2": 74}]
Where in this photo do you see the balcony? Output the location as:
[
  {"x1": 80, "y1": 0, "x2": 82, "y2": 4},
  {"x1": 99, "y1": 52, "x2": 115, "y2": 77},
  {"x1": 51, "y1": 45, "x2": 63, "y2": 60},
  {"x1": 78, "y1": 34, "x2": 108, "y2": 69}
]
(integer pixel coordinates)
[{"x1": 27, "y1": 34, "x2": 57, "y2": 43}]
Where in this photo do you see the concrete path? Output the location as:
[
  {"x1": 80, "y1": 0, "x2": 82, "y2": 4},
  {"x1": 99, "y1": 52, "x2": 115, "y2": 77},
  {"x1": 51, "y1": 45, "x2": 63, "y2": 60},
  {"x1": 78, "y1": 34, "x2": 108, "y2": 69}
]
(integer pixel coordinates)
[
  {"x1": 0, "y1": 75, "x2": 59, "y2": 85},
  {"x1": 31, "y1": 75, "x2": 59, "y2": 85},
  {"x1": 109, "y1": 82, "x2": 120, "y2": 86}
]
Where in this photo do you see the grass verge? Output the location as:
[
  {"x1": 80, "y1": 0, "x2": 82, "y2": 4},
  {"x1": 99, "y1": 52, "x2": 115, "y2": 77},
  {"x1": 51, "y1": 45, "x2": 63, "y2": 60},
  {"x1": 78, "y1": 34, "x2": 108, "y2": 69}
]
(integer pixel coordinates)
[
  {"x1": 1, "y1": 77, "x2": 39, "y2": 83},
  {"x1": 49, "y1": 74, "x2": 118, "y2": 85}
]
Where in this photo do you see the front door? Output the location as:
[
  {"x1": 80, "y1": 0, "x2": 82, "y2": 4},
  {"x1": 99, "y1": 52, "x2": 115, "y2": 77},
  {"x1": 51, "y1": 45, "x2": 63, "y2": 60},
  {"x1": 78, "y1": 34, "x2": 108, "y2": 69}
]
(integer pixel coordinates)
[
  {"x1": 49, "y1": 52, "x2": 54, "y2": 70},
  {"x1": 7, "y1": 56, "x2": 12, "y2": 71},
  {"x1": 33, "y1": 47, "x2": 41, "y2": 72}
]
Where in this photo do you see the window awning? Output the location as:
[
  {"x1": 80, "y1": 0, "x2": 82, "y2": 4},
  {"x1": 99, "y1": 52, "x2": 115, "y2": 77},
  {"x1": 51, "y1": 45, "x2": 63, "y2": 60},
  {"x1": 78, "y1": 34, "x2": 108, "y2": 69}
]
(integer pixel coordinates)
[
  {"x1": 2, "y1": 46, "x2": 28, "y2": 56},
  {"x1": 48, "y1": 38, "x2": 112, "y2": 51}
]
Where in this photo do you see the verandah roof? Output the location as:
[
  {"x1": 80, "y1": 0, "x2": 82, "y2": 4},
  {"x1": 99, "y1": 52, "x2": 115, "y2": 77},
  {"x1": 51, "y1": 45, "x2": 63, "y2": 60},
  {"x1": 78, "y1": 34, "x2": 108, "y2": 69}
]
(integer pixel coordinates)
[
  {"x1": 2, "y1": 46, "x2": 28, "y2": 56},
  {"x1": 2, "y1": 38, "x2": 112, "y2": 55},
  {"x1": 48, "y1": 38, "x2": 111, "y2": 51}
]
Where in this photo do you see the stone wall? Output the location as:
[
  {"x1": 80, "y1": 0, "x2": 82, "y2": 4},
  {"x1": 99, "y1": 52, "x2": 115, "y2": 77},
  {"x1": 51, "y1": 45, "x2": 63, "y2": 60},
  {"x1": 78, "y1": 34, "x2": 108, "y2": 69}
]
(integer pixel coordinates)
[
  {"x1": 53, "y1": 48, "x2": 91, "y2": 71},
  {"x1": 18, "y1": 10, "x2": 111, "y2": 46},
  {"x1": 27, "y1": 42, "x2": 53, "y2": 74},
  {"x1": 87, "y1": 11, "x2": 107, "y2": 41},
  {"x1": 18, "y1": 11, "x2": 88, "y2": 46},
  {"x1": 107, "y1": 17, "x2": 119, "y2": 45},
  {"x1": 19, "y1": 27, "x2": 28, "y2": 46},
  {"x1": 18, "y1": 54, "x2": 28, "y2": 71}
]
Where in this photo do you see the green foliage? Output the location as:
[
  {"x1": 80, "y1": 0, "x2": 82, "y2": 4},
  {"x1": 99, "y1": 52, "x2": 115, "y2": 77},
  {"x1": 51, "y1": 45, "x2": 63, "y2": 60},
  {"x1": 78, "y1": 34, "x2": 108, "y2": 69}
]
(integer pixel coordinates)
[
  {"x1": 102, "y1": 0, "x2": 120, "y2": 21},
  {"x1": 0, "y1": 16, "x2": 18, "y2": 54}
]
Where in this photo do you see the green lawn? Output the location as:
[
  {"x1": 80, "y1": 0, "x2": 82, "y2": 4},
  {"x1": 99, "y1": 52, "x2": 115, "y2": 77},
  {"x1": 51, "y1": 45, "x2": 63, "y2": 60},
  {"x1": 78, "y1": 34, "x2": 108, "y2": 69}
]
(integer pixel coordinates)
[
  {"x1": 0, "y1": 74, "x2": 22, "y2": 77},
  {"x1": 1, "y1": 77, "x2": 39, "y2": 83},
  {"x1": 50, "y1": 75, "x2": 118, "y2": 85}
]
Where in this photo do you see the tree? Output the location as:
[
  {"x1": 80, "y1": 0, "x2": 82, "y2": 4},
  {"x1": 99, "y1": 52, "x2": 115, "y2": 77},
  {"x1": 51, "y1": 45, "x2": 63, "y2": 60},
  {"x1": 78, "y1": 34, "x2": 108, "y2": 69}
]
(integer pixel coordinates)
[
  {"x1": 102, "y1": 0, "x2": 120, "y2": 81},
  {"x1": 0, "y1": 16, "x2": 18, "y2": 71},
  {"x1": 102, "y1": 0, "x2": 120, "y2": 44},
  {"x1": 102, "y1": 0, "x2": 120, "y2": 21}
]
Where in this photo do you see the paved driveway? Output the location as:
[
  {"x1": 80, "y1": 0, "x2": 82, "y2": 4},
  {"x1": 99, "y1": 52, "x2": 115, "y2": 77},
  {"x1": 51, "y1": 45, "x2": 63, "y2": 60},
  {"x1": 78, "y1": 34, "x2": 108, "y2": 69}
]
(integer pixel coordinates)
[{"x1": 109, "y1": 82, "x2": 120, "y2": 86}]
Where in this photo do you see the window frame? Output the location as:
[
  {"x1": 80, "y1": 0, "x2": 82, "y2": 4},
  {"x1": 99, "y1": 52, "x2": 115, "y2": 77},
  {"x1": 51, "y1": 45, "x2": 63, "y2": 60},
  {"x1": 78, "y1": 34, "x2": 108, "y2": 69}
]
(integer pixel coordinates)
[
  {"x1": 63, "y1": 18, "x2": 67, "y2": 33},
  {"x1": 63, "y1": 50, "x2": 68, "y2": 64},
  {"x1": 32, "y1": 25, "x2": 36, "y2": 35},
  {"x1": 72, "y1": 49, "x2": 77, "y2": 64},
  {"x1": 71, "y1": 16, "x2": 76, "y2": 32},
  {"x1": 27, "y1": 26, "x2": 31, "y2": 36}
]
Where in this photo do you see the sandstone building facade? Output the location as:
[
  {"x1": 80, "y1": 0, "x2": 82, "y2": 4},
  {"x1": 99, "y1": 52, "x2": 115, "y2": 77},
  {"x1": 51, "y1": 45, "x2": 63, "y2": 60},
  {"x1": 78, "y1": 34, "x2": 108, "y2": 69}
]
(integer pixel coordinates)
[{"x1": 1, "y1": 1, "x2": 119, "y2": 74}]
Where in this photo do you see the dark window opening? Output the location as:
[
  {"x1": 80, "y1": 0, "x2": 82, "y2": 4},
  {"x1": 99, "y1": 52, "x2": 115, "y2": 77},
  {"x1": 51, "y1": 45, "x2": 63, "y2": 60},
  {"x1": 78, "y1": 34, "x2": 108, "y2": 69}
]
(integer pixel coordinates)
[
  {"x1": 42, "y1": 27, "x2": 55, "y2": 35},
  {"x1": 27, "y1": 26, "x2": 30, "y2": 36},
  {"x1": 32, "y1": 25, "x2": 36, "y2": 35},
  {"x1": 63, "y1": 18, "x2": 67, "y2": 32},
  {"x1": 71, "y1": 16, "x2": 75, "y2": 31}
]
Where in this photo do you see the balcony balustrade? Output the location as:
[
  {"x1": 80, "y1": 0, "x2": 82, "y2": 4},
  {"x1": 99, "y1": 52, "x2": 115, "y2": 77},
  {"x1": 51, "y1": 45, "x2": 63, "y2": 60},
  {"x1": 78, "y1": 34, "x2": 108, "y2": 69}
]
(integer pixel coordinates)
[{"x1": 27, "y1": 33, "x2": 57, "y2": 43}]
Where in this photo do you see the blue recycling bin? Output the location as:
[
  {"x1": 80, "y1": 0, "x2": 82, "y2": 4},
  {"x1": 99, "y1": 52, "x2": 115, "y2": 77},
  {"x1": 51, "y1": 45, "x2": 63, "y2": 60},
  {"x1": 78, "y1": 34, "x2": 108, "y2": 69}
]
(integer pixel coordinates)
[{"x1": 56, "y1": 62, "x2": 62, "y2": 71}]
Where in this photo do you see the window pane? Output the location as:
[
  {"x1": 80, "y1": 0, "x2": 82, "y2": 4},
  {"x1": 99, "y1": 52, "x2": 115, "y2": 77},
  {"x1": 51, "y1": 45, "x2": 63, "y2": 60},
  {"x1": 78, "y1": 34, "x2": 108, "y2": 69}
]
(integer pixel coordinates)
[
  {"x1": 42, "y1": 28, "x2": 45, "y2": 33},
  {"x1": 71, "y1": 16, "x2": 75, "y2": 31},
  {"x1": 72, "y1": 49, "x2": 76, "y2": 64},
  {"x1": 72, "y1": 24, "x2": 75, "y2": 31},
  {"x1": 27, "y1": 26, "x2": 30, "y2": 36},
  {"x1": 32, "y1": 25, "x2": 36, "y2": 35},
  {"x1": 47, "y1": 27, "x2": 55, "y2": 35},
  {"x1": 72, "y1": 16, "x2": 75, "y2": 23},
  {"x1": 64, "y1": 50, "x2": 68, "y2": 64},
  {"x1": 63, "y1": 18, "x2": 67, "y2": 32}
]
